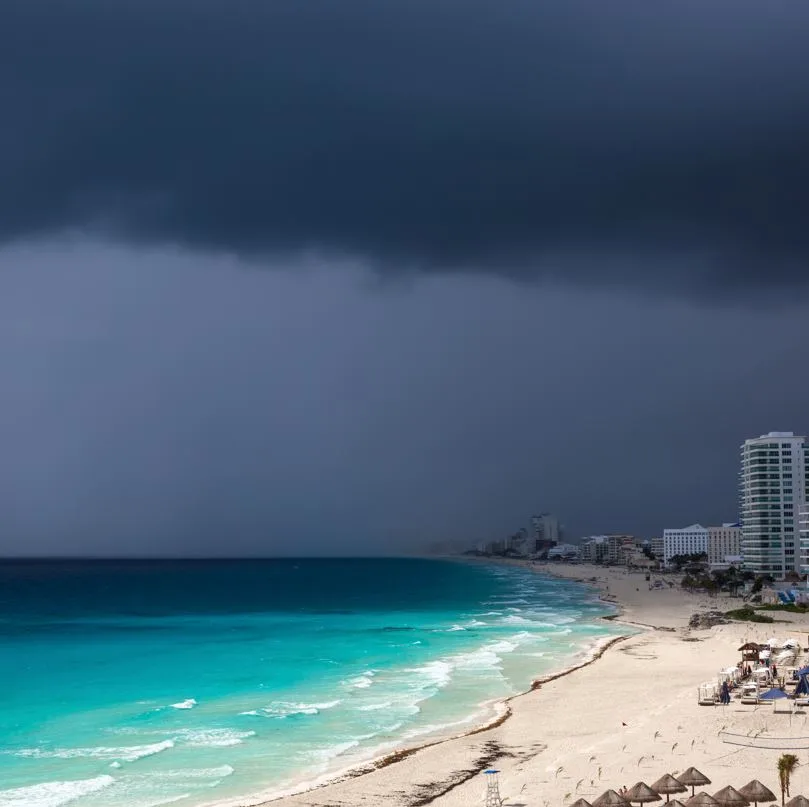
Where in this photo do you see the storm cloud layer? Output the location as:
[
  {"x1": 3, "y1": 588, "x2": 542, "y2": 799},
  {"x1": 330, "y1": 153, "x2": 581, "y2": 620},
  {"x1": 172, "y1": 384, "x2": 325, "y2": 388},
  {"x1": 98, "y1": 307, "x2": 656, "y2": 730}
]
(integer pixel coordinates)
[{"x1": 3, "y1": 0, "x2": 809, "y2": 293}]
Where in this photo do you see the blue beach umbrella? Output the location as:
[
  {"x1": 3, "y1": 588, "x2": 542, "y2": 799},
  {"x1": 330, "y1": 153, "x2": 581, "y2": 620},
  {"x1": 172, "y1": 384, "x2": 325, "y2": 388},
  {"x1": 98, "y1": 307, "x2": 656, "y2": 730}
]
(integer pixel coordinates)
[{"x1": 758, "y1": 688, "x2": 788, "y2": 700}]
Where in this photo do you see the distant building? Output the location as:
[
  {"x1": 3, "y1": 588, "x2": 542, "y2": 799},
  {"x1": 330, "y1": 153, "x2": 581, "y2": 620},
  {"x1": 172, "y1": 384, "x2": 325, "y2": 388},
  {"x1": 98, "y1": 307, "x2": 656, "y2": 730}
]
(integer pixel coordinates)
[
  {"x1": 650, "y1": 536, "x2": 664, "y2": 559},
  {"x1": 708, "y1": 523, "x2": 741, "y2": 565},
  {"x1": 740, "y1": 431, "x2": 808, "y2": 578},
  {"x1": 547, "y1": 543, "x2": 580, "y2": 560},
  {"x1": 662, "y1": 524, "x2": 708, "y2": 565},
  {"x1": 531, "y1": 513, "x2": 560, "y2": 553},
  {"x1": 607, "y1": 534, "x2": 638, "y2": 564},
  {"x1": 580, "y1": 536, "x2": 609, "y2": 564}
]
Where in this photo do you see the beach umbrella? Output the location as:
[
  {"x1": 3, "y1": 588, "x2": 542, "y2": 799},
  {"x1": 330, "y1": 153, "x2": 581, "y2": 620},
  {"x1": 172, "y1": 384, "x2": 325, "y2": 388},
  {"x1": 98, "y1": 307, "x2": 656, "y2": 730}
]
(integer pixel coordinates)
[
  {"x1": 652, "y1": 775, "x2": 688, "y2": 803},
  {"x1": 569, "y1": 800, "x2": 593, "y2": 807},
  {"x1": 786, "y1": 797, "x2": 809, "y2": 807},
  {"x1": 739, "y1": 781, "x2": 777, "y2": 807},
  {"x1": 593, "y1": 790, "x2": 631, "y2": 807},
  {"x1": 668, "y1": 801, "x2": 688, "y2": 807},
  {"x1": 680, "y1": 769, "x2": 713, "y2": 798},
  {"x1": 625, "y1": 783, "x2": 663, "y2": 806},
  {"x1": 686, "y1": 793, "x2": 719, "y2": 807},
  {"x1": 712, "y1": 786, "x2": 750, "y2": 807}
]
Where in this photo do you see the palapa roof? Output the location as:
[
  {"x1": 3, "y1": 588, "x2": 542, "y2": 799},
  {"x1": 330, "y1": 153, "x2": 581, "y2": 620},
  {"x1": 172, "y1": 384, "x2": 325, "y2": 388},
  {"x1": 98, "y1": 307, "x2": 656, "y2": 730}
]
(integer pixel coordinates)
[
  {"x1": 686, "y1": 793, "x2": 720, "y2": 807},
  {"x1": 739, "y1": 782, "x2": 776, "y2": 804},
  {"x1": 786, "y1": 797, "x2": 809, "y2": 807},
  {"x1": 569, "y1": 800, "x2": 594, "y2": 807},
  {"x1": 739, "y1": 642, "x2": 763, "y2": 651},
  {"x1": 652, "y1": 775, "x2": 688, "y2": 796},
  {"x1": 680, "y1": 769, "x2": 712, "y2": 788},
  {"x1": 625, "y1": 783, "x2": 663, "y2": 804},
  {"x1": 593, "y1": 790, "x2": 631, "y2": 807},
  {"x1": 712, "y1": 786, "x2": 750, "y2": 807},
  {"x1": 668, "y1": 801, "x2": 688, "y2": 807}
]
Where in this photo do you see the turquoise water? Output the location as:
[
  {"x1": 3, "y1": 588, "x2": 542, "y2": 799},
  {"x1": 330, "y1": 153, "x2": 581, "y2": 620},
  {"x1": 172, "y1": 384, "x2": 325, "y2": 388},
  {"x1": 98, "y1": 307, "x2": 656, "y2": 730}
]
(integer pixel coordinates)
[{"x1": 0, "y1": 559, "x2": 619, "y2": 807}]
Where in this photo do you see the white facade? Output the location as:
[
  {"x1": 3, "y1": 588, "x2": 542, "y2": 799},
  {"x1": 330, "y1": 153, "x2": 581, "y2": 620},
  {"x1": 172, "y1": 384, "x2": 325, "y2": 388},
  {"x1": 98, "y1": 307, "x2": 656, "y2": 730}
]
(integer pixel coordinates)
[
  {"x1": 740, "y1": 431, "x2": 807, "y2": 578},
  {"x1": 580, "y1": 536, "x2": 608, "y2": 564},
  {"x1": 708, "y1": 523, "x2": 741, "y2": 565},
  {"x1": 547, "y1": 543, "x2": 580, "y2": 560},
  {"x1": 800, "y1": 503, "x2": 809, "y2": 572},
  {"x1": 650, "y1": 536, "x2": 664, "y2": 559},
  {"x1": 663, "y1": 524, "x2": 709, "y2": 564}
]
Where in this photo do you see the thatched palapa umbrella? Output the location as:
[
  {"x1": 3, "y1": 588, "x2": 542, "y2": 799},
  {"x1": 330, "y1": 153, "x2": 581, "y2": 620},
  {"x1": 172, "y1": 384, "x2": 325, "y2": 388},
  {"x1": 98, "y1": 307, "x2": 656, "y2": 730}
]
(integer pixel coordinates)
[
  {"x1": 786, "y1": 797, "x2": 809, "y2": 807},
  {"x1": 625, "y1": 783, "x2": 663, "y2": 807},
  {"x1": 668, "y1": 800, "x2": 688, "y2": 807},
  {"x1": 686, "y1": 793, "x2": 720, "y2": 807},
  {"x1": 739, "y1": 781, "x2": 777, "y2": 807},
  {"x1": 569, "y1": 800, "x2": 593, "y2": 807},
  {"x1": 652, "y1": 775, "x2": 688, "y2": 803},
  {"x1": 593, "y1": 790, "x2": 631, "y2": 807},
  {"x1": 712, "y1": 786, "x2": 750, "y2": 807},
  {"x1": 680, "y1": 769, "x2": 713, "y2": 798}
]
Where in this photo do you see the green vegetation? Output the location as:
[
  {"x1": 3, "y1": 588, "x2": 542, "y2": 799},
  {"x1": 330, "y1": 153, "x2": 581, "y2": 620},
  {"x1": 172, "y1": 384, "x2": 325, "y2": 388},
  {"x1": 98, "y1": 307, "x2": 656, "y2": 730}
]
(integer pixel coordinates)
[
  {"x1": 778, "y1": 753, "x2": 800, "y2": 805},
  {"x1": 758, "y1": 603, "x2": 809, "y2": 613},
  {"x1": 724, "y1": 606, "x2": 775, "y2": 623}
]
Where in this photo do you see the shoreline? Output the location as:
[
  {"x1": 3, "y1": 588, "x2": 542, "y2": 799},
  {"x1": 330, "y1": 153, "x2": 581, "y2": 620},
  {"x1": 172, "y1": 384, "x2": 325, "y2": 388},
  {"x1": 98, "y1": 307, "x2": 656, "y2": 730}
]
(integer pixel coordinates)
[
  {"x1": 210, "y1": 557, "x2": 637, "y2": 807},
  {"x1": 225, "y1": 565, "x2": 634, "y2": 807},
  {"x1": 252, "y1": 562, "x2": 809, "y2": 807}
]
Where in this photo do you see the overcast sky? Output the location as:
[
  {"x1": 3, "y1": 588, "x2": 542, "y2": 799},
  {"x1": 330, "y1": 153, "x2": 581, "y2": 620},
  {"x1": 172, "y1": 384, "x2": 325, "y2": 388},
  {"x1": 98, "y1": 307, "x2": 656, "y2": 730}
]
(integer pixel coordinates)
[{"x1": 1, "y1": 1, "x2": 808, "y2": 556}]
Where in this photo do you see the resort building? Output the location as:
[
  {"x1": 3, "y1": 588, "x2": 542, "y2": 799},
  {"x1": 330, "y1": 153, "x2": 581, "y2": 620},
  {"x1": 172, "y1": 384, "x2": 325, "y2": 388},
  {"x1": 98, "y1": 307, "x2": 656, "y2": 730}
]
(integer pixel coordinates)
[
  {"x1": 579, "y1": 536, "x2": 609, "y2": 564},
  {"x1": 578, "y1": 534, "x2": 639, "y2": 565},
  {"x1": 707, "y1": 523, "x2": 741, "y2": 565},
  {"x1": 650, "y1": 536, "x2": 664, "y2": 559},
  {"x1": 662, "y1": 524, "x2": 708, "y2": 565},
  {"x1": 547, "y1": 543, "x2": 580, "y2": 560},
  {"x1": 799, "y1": 503, "x2": 809, "y2": 576},
  {"x1": 531, "y1": 513, "x2": 560, "y2": 553},
  {"x1": 740, "y1": 431, "x2": 807, "y2": 579}
]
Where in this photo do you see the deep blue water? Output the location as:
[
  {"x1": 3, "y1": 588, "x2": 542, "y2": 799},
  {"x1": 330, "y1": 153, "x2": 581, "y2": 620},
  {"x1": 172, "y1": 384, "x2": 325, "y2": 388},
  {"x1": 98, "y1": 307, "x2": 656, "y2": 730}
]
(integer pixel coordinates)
[{"x1": 0, "y1": 558, "x2": 619, "y2": 807}]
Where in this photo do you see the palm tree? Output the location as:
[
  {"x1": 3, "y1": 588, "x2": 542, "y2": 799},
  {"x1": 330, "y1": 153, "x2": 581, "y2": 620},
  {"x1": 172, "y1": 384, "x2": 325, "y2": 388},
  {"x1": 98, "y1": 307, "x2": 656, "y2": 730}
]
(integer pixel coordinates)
[{"x1": 777, "y1": 753, "x2": 799, "y2": 805}]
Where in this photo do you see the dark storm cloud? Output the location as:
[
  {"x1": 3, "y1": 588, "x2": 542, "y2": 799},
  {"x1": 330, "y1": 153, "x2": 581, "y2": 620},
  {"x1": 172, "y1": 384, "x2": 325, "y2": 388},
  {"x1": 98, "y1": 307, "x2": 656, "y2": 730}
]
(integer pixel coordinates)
[
  {"x1": 2, "y1": 1, "x2": 808, "y2": 293},
  {"x1": 2, "y1": 244, "x2": 809, "y2": 557}
]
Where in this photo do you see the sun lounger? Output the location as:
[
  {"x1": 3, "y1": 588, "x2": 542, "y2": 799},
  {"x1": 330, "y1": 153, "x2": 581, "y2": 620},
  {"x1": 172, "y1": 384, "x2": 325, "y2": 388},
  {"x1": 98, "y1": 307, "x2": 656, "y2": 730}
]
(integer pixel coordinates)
[{"x1": 774, "y1": 698, "x2": 794, "y2": 714}]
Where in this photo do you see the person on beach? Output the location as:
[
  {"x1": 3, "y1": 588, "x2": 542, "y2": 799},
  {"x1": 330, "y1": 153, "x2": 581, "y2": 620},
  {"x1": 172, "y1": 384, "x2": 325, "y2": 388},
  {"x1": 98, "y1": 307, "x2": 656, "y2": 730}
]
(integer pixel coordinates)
[{"x1": 720, "y1": 681, "x2": 730, "y2": 705}]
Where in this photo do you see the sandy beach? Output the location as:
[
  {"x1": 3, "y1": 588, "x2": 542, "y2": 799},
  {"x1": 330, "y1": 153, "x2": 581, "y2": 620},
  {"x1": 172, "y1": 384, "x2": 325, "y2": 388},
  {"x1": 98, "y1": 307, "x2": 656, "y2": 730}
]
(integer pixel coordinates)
[{"x1": 254, "y1": 563, "x2": 809, "y2": 807}]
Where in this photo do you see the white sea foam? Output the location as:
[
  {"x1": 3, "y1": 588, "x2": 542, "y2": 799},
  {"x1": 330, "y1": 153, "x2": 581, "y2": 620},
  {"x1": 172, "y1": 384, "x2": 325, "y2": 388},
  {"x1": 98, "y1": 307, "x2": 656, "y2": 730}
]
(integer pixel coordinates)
[
  {"x1": 172, "y1": 729, "x2": 255, "y2": 748},
  {"x1": 500, "y1": 614, "x2": 536, "y2": 626},
  {"x1": 150, "y1": 765, "x2": 235, "y2": 780},
  {"x1": 170, "y1": 698, "x2": 197, "y2": 710},
  {"x1": 304, "y1": 740, "x2": 360, "y2": 764},
  {"x1": 406, "y1": 659, "x2": 453, "y2": 689},
  {"x1": 346, "y1": 671, "x2": 375, "y2": 689},
  {"x1": 356, "y1": 700, "x2": 394, "y2": 711},
  {"x1": 124, "y1": 796, "x2": 191, "y2": 807},
  {"x1": 453, "y1": 648, "x2": 502, "y2": 671},
  {"x1": 0, "y1": 774, "x2": 114, "y2": 807},
  {"x1": 247, "y1": 700, "x2": 341, "y2": 718},
  {"x1": 14, "y1": 740, "x2": 175, "y2": 763}
]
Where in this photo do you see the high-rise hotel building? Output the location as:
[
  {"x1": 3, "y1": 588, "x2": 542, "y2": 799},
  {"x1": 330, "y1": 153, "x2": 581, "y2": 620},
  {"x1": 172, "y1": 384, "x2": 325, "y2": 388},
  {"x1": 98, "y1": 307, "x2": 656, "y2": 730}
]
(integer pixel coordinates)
[{"x1": 740, "y1": 432, "x2": 807, "y2": 578}]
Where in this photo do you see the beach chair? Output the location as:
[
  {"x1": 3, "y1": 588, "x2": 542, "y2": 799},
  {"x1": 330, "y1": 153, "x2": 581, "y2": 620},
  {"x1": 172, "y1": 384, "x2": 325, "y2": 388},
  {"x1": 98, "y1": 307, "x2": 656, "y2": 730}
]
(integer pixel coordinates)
[{"x1": 773, "y1": 698, "x2": 794, "y2": 714}]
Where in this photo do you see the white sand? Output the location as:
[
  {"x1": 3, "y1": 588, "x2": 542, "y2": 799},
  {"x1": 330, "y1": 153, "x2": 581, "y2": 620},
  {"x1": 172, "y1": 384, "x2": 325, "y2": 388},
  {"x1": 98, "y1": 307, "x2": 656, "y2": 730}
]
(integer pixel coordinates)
[{"x1": 252, "y1": 564, "x2": 809, "y2": 807}]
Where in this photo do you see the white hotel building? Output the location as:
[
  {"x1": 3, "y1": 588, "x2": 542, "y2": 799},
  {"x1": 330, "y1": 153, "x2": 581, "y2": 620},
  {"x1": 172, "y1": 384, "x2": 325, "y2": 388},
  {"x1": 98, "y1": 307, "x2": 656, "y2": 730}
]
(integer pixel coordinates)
[
  {"x1": 740, "y1": 432, "x2": 807, "y2": 579},
  {"x1": 662, "y1": 524, "x2": 708, "y2": 565},
  {"x1": 800, "y1": 503, "x2": 809, "y2": 575},
  {"x1": 708, "y1": 523, "x2": 741, "y2": 566}
]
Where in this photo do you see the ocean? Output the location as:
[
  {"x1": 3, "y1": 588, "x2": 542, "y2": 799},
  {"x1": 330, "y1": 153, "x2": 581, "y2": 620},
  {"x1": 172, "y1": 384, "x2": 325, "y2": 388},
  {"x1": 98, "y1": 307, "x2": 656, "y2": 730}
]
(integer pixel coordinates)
[{"x1": 0, "y1": 558, "x2": 620, "y2": 807}]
